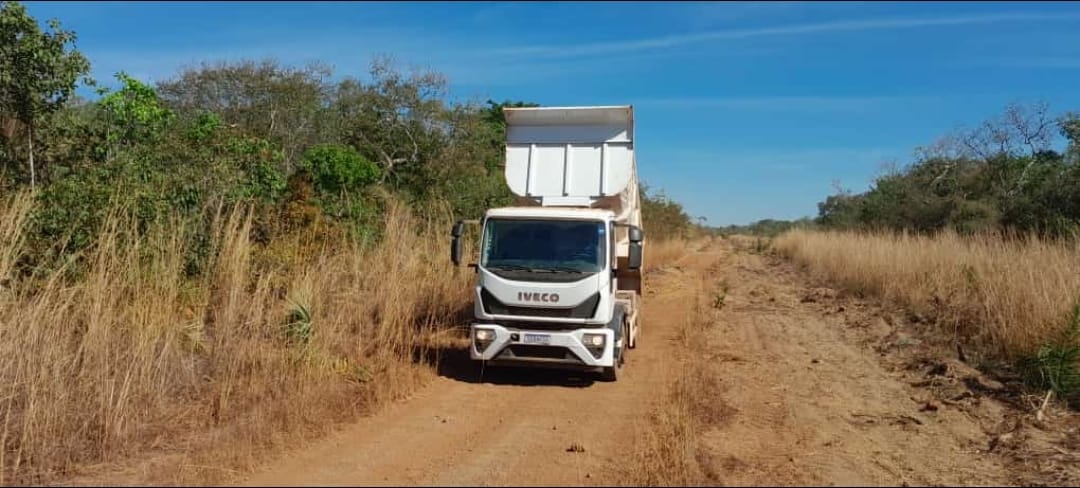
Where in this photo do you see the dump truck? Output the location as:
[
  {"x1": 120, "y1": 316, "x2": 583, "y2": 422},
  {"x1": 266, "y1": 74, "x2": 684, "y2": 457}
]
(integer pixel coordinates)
[{"x1": 450, "y1": 105, "x2": 644, "y2": 381}]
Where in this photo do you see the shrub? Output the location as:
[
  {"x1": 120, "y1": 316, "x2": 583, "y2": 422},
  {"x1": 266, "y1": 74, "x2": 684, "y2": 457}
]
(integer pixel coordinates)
[{"x1": 301, "y1": 143, "x2": 380, "y2": 196}]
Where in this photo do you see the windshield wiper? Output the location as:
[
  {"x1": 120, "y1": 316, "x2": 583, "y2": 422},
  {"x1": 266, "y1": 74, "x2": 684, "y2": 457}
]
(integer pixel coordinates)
[
  {"x1": 486, "y1": 264, "x2": 537, "y2": 272},
  {"x1": 486, "y1": 264, "x2": 586, "y2": 274},
  {"x1": 534, "y1": 266, "x2": 587, "y2": 274}
]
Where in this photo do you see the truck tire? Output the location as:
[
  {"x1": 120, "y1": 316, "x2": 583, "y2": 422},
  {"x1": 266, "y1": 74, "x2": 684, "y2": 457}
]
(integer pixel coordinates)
[{"x1": 600, "y1": 320, "x2": 627, "y2": 382}]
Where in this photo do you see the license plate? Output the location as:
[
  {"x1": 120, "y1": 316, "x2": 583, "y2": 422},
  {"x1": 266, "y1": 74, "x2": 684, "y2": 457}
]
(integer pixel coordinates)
[{"x1": 523, "y1": 333, "x2": 551, "y2": 345}]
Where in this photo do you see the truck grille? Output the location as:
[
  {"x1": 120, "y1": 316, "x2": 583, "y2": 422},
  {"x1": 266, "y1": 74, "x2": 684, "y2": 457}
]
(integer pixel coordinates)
[
  {"x1": 481, "y1": 289, "x2": 599, "y2": 319},
  {"x1": 503, "y1": 305, "x2": 574, "y2": 318},
  {"x1": 506, "y1": 345, "x2": 572, "y2": 360}
]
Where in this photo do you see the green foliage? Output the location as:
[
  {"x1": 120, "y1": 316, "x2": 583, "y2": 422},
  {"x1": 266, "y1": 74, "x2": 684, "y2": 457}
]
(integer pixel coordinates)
[
  {"x1": 331, "y1": 57, "x2": 452, "y2": 197},
  {"x1": 285, "y1": 294, "x2": 313, "y2": 350},
  {"x1": 34, "y1": 97, "x2": 102, "y2": 181},
  {"x1": 1019, "y1": 302, "x2": 1080, "y2": 401},
  {"x1": 301, "y1": 143, "x2": 380, "y2": 196},
  {"x1": 717, "y1": 217, "x2": 817, "y2": 237},
  {"x1": 641, "y1": 182, "x2": 696, "y2": 241},
  {"x1": 32, "y1": 165, "x2": 116, "y2": 253},
  {"x1": 187, "y1": 111, "x2": 221, "y2": 141},
  {"x1": 479, "y1": 99, "x2": 539, "y2": 170},
  {"x1": 816, "y1": 192, "x2": 864, "y2": 230},
  {"x1": 814, "y1": 103, "x2": 1080, "y2": 238},
  {"x1": 226, "y1": 136, "x2": 287, "y2": 202},
  {"x1": 0, "y1": 1, "x2": 91, "y2": 120},
  {"x1": 100, "y1": 72, "x2": 174, "y2": 145},
  {"x1": 0, "y1": 0, "x2": 91, "y2": 184},
  {"x1": 157, "y1": 59, "x2": 329, "y2": 170},
  {"x1": 1, "y1": 5, "x2": 695, "y2": 282}
]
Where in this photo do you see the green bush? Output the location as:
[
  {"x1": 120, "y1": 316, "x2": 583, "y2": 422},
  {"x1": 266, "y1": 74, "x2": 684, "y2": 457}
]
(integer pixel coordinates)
[
  {"x1": 187, "y1": 111, "x2": 222, "y2": 141},
  {"x1": 301, "y1": 143, "x2": 380, "y2": 196},
  {"x1": 225, "y1": 136, "x2": 287, "y2": 202},
  {"x1": 32, "y1": 166, "x2": 117, "y2": 257}
]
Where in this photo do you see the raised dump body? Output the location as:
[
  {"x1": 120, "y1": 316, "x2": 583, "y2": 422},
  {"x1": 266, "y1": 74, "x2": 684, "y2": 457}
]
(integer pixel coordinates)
[
  {"x1": 504, "y1": 106, "x2": 643, "y2": 273},
  {"x1": 451, "y1": 105, "x2": 645, "y2": 382}
]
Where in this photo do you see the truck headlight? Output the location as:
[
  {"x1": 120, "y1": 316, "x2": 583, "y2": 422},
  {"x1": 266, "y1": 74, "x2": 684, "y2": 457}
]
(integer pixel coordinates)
[
  {"x1": 474, "y1": 328, "x2": 496, "y2": 352},
  {"x1": 582, "y1": 333, "x2": 606, "y2": 359},
  {"x1": 583, "y1": 333, "x2": 606, "y2": 348}
]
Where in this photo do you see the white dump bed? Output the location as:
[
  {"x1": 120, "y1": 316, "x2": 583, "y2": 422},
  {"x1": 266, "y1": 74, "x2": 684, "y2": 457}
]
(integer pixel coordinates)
[{"x1": 504, "y1": 106, "x2": 639, "y2": 225}]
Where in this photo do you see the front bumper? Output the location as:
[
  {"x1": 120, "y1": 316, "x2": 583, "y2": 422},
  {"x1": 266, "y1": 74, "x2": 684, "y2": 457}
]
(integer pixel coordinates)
[{"x1": 469, "y1": 323, "x2": 616, "y2": 369}]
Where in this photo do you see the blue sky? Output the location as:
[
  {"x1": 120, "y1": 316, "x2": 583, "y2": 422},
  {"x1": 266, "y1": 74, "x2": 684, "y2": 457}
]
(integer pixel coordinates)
[{"x1": 23, "y1": 1, "x2": 1080, "y2": 226}]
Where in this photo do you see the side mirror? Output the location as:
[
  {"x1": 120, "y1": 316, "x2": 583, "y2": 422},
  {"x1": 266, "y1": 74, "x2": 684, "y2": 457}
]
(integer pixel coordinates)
[
  {"x1": 627, "y1": 226, "x2": 644, "y2": 270},
  {"x1": 628, "y1": 241, "x2": 643, "y2": 270},
  {"x1": 451, "y1": 220, "x2": 464, "y2": 266}
]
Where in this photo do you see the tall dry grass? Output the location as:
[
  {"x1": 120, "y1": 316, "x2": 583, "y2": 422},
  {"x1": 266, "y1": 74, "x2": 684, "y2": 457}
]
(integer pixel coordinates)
[
  {"x1": 644, "y1": 239, "x2": 688, "y2": 272},
  {"x1": 630, "y1": 256, "x2": 721, "y2": 485},
  {"x1": 630, "y1": 272, "x2": 725, "y2": 486},
  {"x1": 644, "y1": 236, "x2": 713, "y2": 272},
  {"x1": 0, "y1": 192, "x2": 471, "y2": 485},
  {"x1": 772, "y1": 229, "x2": 1080, "y2": 360}
]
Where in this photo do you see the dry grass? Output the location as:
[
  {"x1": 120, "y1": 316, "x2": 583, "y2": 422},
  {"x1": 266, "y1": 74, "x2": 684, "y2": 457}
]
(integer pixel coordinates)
[
  {"x1": 645, "y1": 238, "x2": 689, "y2": 272},
  {"x1": 645, "y1": 236, "x2": 714, "y2": 271},
  {"x1": 630, "y1": 267, "x2": 726, "y2": 486},
  {"x1": 772, "y1": 229, "x2": 1080, "y2": 360},
  {"x1": 0, "y1": 192, "x2": 471, "y2": 485}
]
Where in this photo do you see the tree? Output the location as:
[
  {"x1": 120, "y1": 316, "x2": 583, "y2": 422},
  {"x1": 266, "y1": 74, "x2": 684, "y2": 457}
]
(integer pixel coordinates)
[
  {"x1": 0, "y1": 1, "x2": 91, "y2": 188},
  {"x1": 331, "y1": 56, "x2": 452, "y2": 193},
  {"x1": 301, "y1": 143, "x2": 380, "y2": 197},
  {"x1": 814, "y1": 102, "x2": 1080, "y2": 237},
  {"x1": 640, "y1": 182, "x2": 694, "y2": 240},
  {"x1": 157, "y1": 58, "x2": 329, "y2": 171},
  {"x1": 100, "y1": 72, "x2": 174, "y2": 151}
]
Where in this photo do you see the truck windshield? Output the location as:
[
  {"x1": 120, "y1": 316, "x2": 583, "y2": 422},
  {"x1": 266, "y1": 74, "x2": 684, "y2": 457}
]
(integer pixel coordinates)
[{"x1": 481, "y1": 219, "x2": 606, "y2": 274}]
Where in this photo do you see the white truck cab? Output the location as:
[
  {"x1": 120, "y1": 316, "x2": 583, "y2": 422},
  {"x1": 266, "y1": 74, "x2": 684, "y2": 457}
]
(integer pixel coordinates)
[{"x1": 451, "y1": 106, "x2": 644, "y2": 381}]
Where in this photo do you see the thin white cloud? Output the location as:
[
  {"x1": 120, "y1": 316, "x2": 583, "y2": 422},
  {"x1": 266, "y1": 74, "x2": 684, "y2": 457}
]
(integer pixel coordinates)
[
  {"x1": 682, "y1": 1, "x2": 814, "y2": 26},
  {"x1": 486, "y1": 12, "x2": 1080, "y2": 59},
  {"x1": 634, "y1": 95, "x2": 936, "y2": 112}
]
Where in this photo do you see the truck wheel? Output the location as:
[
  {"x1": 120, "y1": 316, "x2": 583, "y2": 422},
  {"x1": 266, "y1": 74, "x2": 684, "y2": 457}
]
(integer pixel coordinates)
[
  {"x1": 600, "y1": 322, "x2": 628, "y2": 382},
  {"x1": 618, "y1": 320, "x2": 628, "y2": 367},
  {"x1": 600, "y1": 364, "x2": 618, "y2": 382}
]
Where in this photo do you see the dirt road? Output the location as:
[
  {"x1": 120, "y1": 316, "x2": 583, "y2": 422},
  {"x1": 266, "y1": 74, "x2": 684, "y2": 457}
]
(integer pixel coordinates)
[
  {"x1": 238, "y1": 238, "x2": 1073, "y2": 486},
  {"x1": 238, "y1": 245, "x2": 713, "y2": 487}
]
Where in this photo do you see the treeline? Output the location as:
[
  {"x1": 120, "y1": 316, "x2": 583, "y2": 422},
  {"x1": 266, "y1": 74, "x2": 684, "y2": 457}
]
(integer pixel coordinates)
[
  {"x1": 0, "y1": 0, "x2": 696, "y2": 276},
  {"x1": 724, "y1": 103, "x2": 1080, "y2": 238},
  {"x1": 715, "y1": 217, "x2": 818, "y2": 237},
  {"x1": 816, "y1": 102, "x2": 1080, "y2": 237},
  {"x1": 640, "y1": 183, "x2": 699, "y2": 240}
]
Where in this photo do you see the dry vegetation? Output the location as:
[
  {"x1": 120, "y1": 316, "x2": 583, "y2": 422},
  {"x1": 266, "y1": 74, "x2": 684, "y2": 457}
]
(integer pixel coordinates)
[
  {"x1": 0, "y1": 192, "x2": 471, "y2": 485},
  {"x1": 643, "y1": 238, "x2": 691, "y2": 272},
  {"x1": 772, "y1": 229, "x2": 1080, "y2": 374},
  {"x1": 0, "y1": 188, "x2": 703, "y2": 485},
  {"x1": 629, "y1": 241, "x2": 725, "y2": 486}
]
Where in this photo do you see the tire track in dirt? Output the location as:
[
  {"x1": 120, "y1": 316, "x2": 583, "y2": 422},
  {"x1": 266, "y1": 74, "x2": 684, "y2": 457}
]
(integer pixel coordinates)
[{"x1": 237, "y1": 244, "x2": 726, "y2": 486}]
